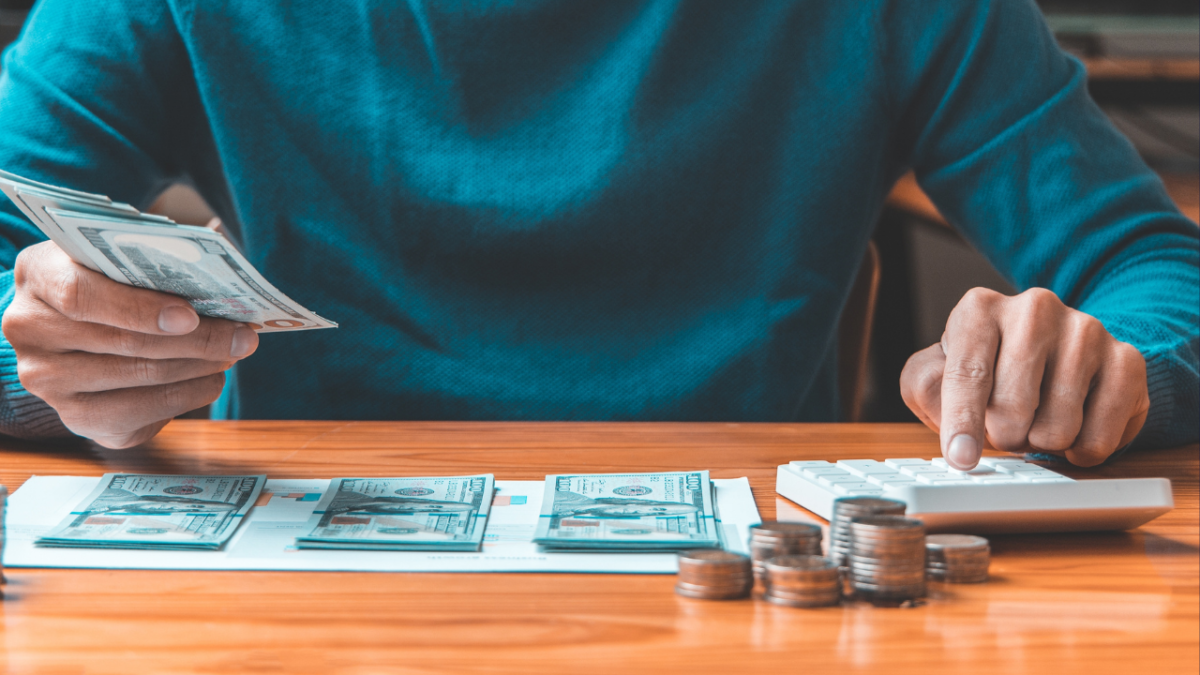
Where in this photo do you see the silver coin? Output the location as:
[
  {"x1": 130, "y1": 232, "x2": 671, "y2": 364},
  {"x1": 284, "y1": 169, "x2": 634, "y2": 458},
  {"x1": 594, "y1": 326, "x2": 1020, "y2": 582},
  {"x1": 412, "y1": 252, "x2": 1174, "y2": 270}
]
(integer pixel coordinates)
[
  {"x1": 678, "y1": 549, "x2": 751, "y2": 564},
  {"x1": 678, "y1": 571, "x2": 754, "y2": 581},
  {"x1": 751, "y1": 521, "x2": 822, "y2": 536},
  {"x1": 763, "y1": 555, "x2": 837, "y2": 571},
  {"x1": 676, "y1": 578, "x2": 748, "y2": 588},
  {"x1": 763, "y1": 592, "x2": 841, "y2": 608},
  {"x1": 675, "y1": 584, "x2": 752, "y2": 600},
  {"x1": 925, "y1": 534, "x2": 989, "y2": 550},
  {"x1": 833, "y1": 497, "x2": 907, "y2": 512},
  {"x1": 763, "y1": 583, "x2": 840, "y2": 598}
]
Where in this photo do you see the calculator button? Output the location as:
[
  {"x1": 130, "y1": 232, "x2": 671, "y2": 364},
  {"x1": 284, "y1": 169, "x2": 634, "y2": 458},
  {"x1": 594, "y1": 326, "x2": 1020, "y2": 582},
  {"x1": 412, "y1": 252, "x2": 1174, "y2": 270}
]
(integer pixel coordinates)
[
  {"x1": 969, "y1": 475, "x2": 1017, "y2": 483},
  {"x1": 867, "y1": 475, "x2": 916, "y2": 486},
  {"x1": 789, "y1": 460, "x2": 833, "y2": 468},
  {"x1": 899, "y1": 465, "x2": 947, "y2": 476},
  {"x1": 836, "y1": 460, "x2": 897, "y2": 477},
  {"x1": 916, "y1": 473, "x2": 958, "y2": 483},
  {"x1": 802, "y1": 466, "x2": 850, "y2": 480},
  {"x1": 947, "y1": 467, "x2": 997, "y2": 478},
  {"x1": 978, "y1": 457, "x2": 1030, "y2": 467},
  {"x1": 1013, "y1": 471, "x2": 1064, "y2": 481},
  {"x1": 884, "y1": 458, "x2": 931, "y2": 468},
  {"x1": 816, "y1": 470, "x2": 864, "y2": 485},
  {"x1": 832, "y1": 483, "x2": 884, "y2": 496}
]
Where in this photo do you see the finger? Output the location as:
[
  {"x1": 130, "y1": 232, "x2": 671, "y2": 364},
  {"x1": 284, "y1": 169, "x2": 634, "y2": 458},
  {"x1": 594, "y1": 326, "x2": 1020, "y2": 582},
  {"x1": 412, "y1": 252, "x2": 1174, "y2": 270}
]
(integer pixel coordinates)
[
  {"x1": 91, "y1": 419, "x2": 172, "y2": 450},
  {"x1": 939, "y1": 289, "x2": 1001, "y2": 471},
  {"x1": 13, "y1": 305, "x2": 258, "y2": 361},
  {"x1": 19, "y1": 352, "x2": 233, "y2": 395},
  {"x1": 1066, "y1": 343, "x2": 1149, "y2": 467},
  {"x1": 984, "y1": 291, "x2": 1060, "y2": 453},
  {"x1": 1026, "y1": 315, "x2": 1105, "y2": 453},
  {"x1": 59, "y1": 373, "x2": 227, "y2": 441},
  {"x1": 21, "y1": 242, "x2": 200, "y2": 335},
  {"x1": 900, "y1": 343, "x2": 946, "y2": 433}
]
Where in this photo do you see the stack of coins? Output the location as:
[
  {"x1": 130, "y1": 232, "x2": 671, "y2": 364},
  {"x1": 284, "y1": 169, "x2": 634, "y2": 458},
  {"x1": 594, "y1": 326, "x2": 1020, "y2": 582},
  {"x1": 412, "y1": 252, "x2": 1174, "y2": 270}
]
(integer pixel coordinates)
[
  {"x1": 748, "y1": 521, "x2": 822, "y2": 582},
  {"x1": 847, "y1": 515, "x2": 927, "y2": 602},
  {"x1": 675, "y1": 550, "x2": 754, "y2": 600},
  {"x1": 926, "y1": 534, "x2": 990, "y2": 583},
  {"x1": 761, "y1": 555, "x2": 841, "y2": 607},
  {"x1": 828, "y1": 497, "x2": 907, "y2": 567}
]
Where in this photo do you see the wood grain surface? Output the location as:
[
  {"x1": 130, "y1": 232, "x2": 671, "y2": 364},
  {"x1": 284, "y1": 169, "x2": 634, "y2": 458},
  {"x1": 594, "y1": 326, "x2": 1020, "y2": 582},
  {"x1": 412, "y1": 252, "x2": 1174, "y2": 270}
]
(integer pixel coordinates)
[{"x1": 0, "y1": 421, "x2": 1196, "y2": 674}]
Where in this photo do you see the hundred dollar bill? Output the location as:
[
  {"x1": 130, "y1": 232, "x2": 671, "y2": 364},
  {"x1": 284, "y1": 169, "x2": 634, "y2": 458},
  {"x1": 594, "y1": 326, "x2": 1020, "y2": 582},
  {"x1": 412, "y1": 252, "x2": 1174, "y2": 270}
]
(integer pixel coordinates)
[
  {"x1": 0, "y1": 169, "x2": 335, "y2": 332},
  {"x1": 532, "y1": 471, "x2": 720, "y2": 552},
  {"x1": 36, "y1": 474, "x2": 265, "y2": 550},
  {"x1": 295, "y1": 475, "x2": 495, "y2": 551}
]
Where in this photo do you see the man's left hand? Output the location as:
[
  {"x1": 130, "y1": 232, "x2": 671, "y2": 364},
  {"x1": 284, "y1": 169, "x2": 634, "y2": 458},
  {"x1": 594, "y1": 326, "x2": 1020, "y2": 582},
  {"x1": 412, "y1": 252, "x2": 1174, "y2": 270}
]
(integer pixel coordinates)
[{"x1": 900, "y1": 287, "x2": 1149, "y2": 470}]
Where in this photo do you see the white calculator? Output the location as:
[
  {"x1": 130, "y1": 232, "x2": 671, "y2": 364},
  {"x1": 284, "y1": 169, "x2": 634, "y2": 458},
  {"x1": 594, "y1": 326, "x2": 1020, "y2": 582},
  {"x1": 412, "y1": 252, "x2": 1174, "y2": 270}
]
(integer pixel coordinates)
[{"x1": 776, "y1": 457, "x2": 1174, "y2": 534}]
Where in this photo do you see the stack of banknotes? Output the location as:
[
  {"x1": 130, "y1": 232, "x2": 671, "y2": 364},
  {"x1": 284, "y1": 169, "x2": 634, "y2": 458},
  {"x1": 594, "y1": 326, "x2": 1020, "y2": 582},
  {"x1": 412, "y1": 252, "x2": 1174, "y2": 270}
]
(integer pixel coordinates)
[
  {"x1": 294, "y1": 475, "x2": 495, "y2": 552},
  {"x1": 0, "y1": 169, "x2": 335, "y2": 331},
  {"x1": 532, "y1": 471, "x2": 722, "y2": 552},
  {"x1": 36, "y1": 474, "x2": 266, "y2": 551},
  {"x1": 34, "y1": 471, "x2": 722, "y2": 554}
]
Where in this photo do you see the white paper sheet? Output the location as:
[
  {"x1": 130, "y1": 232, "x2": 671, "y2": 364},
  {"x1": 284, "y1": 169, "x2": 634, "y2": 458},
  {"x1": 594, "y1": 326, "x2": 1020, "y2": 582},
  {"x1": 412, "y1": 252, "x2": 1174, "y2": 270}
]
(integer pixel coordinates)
[{"x1": 3, "y1": 476, "x2": 760, "y2": 574}]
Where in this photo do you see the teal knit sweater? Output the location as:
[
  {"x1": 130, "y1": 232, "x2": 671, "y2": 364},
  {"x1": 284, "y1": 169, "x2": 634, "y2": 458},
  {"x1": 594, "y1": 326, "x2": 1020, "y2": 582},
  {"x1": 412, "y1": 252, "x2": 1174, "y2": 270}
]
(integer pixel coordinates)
[{"x1": 0, "y1": 0, "x2": 1196, "y2": 448}]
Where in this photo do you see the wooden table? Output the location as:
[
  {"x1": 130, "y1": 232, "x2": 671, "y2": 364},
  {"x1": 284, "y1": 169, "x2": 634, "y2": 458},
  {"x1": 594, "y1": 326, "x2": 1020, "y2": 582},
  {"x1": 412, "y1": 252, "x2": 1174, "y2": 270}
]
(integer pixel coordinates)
[{"x1": 1, "y1": 421, "x2": 1196, "y2": 674}]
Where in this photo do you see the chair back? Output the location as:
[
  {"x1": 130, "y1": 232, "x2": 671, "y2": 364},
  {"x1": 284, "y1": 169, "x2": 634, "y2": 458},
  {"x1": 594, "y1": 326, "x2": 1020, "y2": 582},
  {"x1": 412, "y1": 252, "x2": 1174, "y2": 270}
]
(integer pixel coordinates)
[{"x1": 837, "y1": 241, "x2": 881, "y2": 422}]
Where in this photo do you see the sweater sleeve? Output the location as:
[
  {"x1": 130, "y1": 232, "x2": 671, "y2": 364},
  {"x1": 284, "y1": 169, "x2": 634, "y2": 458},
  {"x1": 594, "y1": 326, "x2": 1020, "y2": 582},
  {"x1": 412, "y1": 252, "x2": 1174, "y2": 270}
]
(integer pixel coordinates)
[
  {"x1": 882, "y1": 0, "x2": 1200, "y2": 451},
  {"x1": 0, "y1": 0, "x2": 199, "y2": 440}
]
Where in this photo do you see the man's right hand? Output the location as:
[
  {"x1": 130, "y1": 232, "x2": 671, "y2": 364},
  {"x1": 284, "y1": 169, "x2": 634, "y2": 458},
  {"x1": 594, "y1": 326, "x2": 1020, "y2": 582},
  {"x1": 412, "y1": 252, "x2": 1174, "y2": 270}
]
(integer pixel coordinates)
[{"x1": 1, "y1": 241, "x2": 259, "y2": 448}]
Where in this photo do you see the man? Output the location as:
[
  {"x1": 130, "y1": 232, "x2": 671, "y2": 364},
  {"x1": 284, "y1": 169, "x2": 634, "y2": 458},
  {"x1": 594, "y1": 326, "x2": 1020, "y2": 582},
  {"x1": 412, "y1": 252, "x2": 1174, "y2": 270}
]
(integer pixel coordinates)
[{"x1": 0, "y1": 1, "x2": 1196, "y2": 470}]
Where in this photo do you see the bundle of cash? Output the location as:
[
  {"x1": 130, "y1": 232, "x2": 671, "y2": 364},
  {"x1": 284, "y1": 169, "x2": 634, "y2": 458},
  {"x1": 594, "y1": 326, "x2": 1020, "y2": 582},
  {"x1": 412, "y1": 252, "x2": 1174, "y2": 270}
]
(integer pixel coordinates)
[
  {"x1": 0, "y1": 169, "x2": 335, "y2": 331},
  {"x1": 36, "y1": 474, "x2": 265, "y2": 550},
  {"x1": 532, "y1": 471, "x2": 721, "y2": 552},
  {"x1": 295, "y1": 475, "x2": 495, "y2": 552}
]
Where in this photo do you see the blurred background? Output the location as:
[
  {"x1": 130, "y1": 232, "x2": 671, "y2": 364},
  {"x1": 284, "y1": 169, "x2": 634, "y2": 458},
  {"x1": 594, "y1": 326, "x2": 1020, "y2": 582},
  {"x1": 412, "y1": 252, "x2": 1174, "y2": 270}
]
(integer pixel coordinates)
[{"x1": 0, "y1": 0, "x2": 1196, "y2": 422}]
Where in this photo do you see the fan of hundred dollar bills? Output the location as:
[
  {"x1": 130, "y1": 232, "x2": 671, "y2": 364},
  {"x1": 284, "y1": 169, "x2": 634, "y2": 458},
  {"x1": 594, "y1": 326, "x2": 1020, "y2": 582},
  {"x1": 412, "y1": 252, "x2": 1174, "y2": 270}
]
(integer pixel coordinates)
[
  {"x1": 533, "y1": 471, "x2": 723, "y2": 552},
  {"x1": 36, "y1": 474, "x2": 266, "y2": 551},
  {"x1": 0, "y1": 169, "x2": 335, "y2": 332}
]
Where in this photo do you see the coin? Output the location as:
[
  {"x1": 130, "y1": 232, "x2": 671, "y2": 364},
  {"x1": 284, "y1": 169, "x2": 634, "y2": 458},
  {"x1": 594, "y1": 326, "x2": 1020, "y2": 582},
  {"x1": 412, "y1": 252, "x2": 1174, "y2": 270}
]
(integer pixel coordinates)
[
  {"x1": 675, "y1": 584, "x2": 752, "y2": 600},
  {"x1": 828, "y1": 497, "x2": 906, "y2": 568},
  {"x1": 924, "y1": 533, "x2": 991, "y2": 584}
]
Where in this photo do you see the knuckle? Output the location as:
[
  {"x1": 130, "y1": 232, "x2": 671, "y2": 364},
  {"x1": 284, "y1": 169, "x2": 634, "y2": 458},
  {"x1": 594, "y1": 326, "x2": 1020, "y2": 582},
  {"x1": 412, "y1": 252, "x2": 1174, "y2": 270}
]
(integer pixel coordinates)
[
  {"x1": 113, "y1": 329, "x2": 152, "y2": 357},
  {"x1": 1110, "y1": 342, "x2": 1145, "y2": 377},
  {"x1": 1028, "y1": 426, "x2": 1076, "y2": 452},
  {"x1": 944, "y1": 357, "x2": 992, "y2": 387},
  {"x1": 985, "y1": 415, "x2": 1030, "y2": 452},
  {"x1": 11, "y1": 247, "x2": 35, "y2": 287},
  {"x1": 124, "y1": 358, "x2": 162, "y2": 386},
  {"x1": 1019, "y1": 287, "x2": 1061, "y2": 311},
  {"x1": 1070, "y1": 313, "x2": 1106, "y2": 345},
  {"x1": 49, "y1": 268, "x2": 88, "y2": 320},
  {"x1": 15, "y1": 356, "x2": 54, "y2": 396},
  {"x1": 199, "y1": 320, "x2": 233, "y2": 359},
  {"x1": 987, "y1": 395, "x2": 1035, "y2": 424},
  {"x1": 913, "y1": 361, "x2": 943, "y2": 403},
  {"x1": 1, "y1": 302, "x2": 32, "y2": 345},
  {"x1": 1070, "y1": 442, "x2": 1111, "y2": 465},
  {"x1": 962, "y1": 287, "x2": 999, "y2": 306}
]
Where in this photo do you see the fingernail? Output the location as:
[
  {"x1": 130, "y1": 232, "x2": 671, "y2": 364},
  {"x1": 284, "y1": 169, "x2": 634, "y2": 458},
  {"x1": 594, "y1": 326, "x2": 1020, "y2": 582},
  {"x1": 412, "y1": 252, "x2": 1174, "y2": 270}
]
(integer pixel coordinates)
[
  {"x1": 158, "y1": 306, "x2": 198, "y2": 334},
  {"x1": 230, "y1": 325, "x2": 258, "y2": 359},
  {"x1": 948, "y1": 434, "x2": 981, "y2": 470}
]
